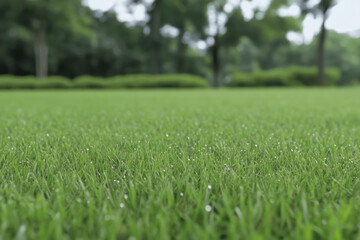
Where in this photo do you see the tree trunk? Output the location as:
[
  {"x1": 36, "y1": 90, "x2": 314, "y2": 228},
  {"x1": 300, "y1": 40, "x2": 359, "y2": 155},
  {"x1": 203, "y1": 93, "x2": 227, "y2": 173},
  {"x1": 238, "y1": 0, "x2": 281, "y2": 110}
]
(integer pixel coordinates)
[
  {"x1": 176, "y1": 0, "x2": 187, "y2": 73},
  {"x1": 212, "y1": 34, "x2": 220, "y2": 88},
  {"x1": 177, "y1": 26, "x2": 186, "y2": 73},
  {"x1": 150, "y1": 0, "x2": 162, "y2": 75},
  {"x1": 33, "y1": 29, "x2": 48, "y2": 79},
  {"x1": 318, "y1": 18, "x2": 326, "y2": 86}
]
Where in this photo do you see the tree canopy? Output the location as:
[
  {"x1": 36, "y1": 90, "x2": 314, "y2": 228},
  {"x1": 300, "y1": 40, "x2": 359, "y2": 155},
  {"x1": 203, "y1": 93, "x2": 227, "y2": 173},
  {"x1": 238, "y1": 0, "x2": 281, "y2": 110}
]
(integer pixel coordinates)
[{"x1": 0, "y1": 0, "x2": 358, "y2": 86}]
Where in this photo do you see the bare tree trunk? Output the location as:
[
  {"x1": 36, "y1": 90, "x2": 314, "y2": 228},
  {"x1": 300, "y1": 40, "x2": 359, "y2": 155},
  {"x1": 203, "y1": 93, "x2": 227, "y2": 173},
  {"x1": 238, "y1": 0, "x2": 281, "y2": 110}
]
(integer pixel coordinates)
[
  {"x1": 176, "y1": 0, "x2": 187, "y2": 73},
  {"x1": 33, "y1": 29, "x2": 48, "y2": 79},
  {"x1": 318, "y1": 18, "x2": 326, "y2": 86},
  {"x1": 177, "y1": 27, "x2": 185, "y2": 73},
  {"x1": 212, "y1": 34, "x2": 220, "y2": 88},
  {"x1": 150, "y1": 0, "x2": 162, "y2": 75}
]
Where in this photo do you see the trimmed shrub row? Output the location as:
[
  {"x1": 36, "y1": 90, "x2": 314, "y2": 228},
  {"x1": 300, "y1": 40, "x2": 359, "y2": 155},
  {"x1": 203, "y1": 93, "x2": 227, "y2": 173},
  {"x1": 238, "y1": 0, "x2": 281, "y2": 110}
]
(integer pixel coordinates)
[
  {"x1": 0, "y1": 74, "x2": 209, "y2": 89},
  {"x1": 229, "y1": 67, "x2": 340, "y2": 87}
]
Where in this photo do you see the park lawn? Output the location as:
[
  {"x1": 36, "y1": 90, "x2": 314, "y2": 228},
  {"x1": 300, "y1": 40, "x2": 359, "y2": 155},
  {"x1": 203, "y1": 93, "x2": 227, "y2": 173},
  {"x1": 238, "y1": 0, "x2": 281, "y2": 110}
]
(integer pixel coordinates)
[{"x1": 0, "y1": 89, "x2": 359, "y2": 240}]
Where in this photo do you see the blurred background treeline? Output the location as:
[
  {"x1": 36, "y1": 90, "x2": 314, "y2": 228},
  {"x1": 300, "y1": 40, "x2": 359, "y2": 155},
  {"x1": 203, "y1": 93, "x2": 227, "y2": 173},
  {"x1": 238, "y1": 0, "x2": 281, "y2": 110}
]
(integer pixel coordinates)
[{"x1": 0, "y1": 0, "x2": 359, "y2": 88}]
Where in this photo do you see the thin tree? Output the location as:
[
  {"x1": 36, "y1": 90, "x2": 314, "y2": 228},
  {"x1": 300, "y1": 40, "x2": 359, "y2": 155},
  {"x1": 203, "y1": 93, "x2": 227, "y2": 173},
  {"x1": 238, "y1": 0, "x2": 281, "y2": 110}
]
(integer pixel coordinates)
[
  {"x1": 129, "y1": 0, "x2": 164, "y2": 75},
  {"x1": 206, "y1": 0, "x2": 227, "y2": 88},
  {"x1": 149, "y1": 0, "x2": 162, "y2": 75},
  {"x1": 298, "y1": 0, "x2": 337, "y2": 86},
  {"x1": 317, "y1": 0, "x2": 336, "y2": 86},
  {"x1": 17, "y1": 0, "x2": 91, "y2": 79},
  {"x1": 162, "y1": 0, "x2": 209, "y2": 73}
]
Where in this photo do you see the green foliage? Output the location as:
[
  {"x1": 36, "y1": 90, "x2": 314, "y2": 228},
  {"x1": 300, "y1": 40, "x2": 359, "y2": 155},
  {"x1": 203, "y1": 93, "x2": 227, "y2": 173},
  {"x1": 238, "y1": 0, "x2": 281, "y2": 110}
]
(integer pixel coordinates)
[
  {"x1": 162, "y1": 0, "x2": 209, "y2": 36},
  {"x1": 223, "y1": 8, "x2": 258, "y2": 47},
  {"x1": 17, "y1": 0, "x2": 91, "y2": 37},
  {"x1": 0, "y1": 75, "x2": 71, "y2": 89},
  {"x1": 35, "y1": 76, "x2": 72, "y2": 89},
  {"x1": 0, "y1": 75, "x2": 36, "y2": 89},
  {"x1": 73, "y1": 76, "x2": 107, "y2": 88},
  {"x1": 230, "y1": 70, "x2": 294, "y2": 87},
  {"x1": 0, "y1": 75, "x2": 209, "y2": 89},
  {"x1": 229, "y1": 66, "x2": 340, "y2": 87},
  {"x1": 228, "y1": 72, "x2": 256, "y2": 87},
  {"x1": 0, "y1": 0, "x2": 358, "y2": 86},
  {"x1": 289, "y1": 66, "x2": 340, "y2": 86},
  {"x1": 108, "y1": 74, "x2": 209, "y2": 88}
]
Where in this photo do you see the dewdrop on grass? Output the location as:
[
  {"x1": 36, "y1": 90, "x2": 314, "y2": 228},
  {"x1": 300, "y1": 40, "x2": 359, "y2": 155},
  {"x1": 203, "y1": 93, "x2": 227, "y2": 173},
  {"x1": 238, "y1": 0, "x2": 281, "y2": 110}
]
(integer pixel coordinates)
[{"x1": 205, "y1": 205, "x2": 212, "y2": 212}]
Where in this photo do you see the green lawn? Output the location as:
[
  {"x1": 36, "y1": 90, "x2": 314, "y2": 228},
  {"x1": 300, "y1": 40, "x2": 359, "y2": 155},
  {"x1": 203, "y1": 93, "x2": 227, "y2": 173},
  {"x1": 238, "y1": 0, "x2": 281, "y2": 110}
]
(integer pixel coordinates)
[{"x1": 0, "y1": 89, "x2": 359, "y2": 240}]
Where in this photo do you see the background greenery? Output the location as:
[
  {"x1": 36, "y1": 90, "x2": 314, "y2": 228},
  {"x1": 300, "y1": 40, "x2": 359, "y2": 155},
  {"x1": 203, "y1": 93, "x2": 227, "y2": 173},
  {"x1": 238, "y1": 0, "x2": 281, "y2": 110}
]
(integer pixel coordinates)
[
  {"x1": 230, "y1": 67, "x2": 340, "y2": 87},
  {"x1": 1, "y1": 0, "x2": 359, "y2": 87}
]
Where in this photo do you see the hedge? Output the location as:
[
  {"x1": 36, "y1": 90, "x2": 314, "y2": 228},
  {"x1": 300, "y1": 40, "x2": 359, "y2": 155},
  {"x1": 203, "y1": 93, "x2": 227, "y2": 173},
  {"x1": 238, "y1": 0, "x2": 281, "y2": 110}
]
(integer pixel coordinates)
[
  {"x1": 229, "y1": 67, "x2": 340, "y2": 87},
  {"x1": 0, "y1": 74, "x2": 209, "y2": 89},
  {"x1": 107, "y1": 74, "x2": 209, "y2": 88}
]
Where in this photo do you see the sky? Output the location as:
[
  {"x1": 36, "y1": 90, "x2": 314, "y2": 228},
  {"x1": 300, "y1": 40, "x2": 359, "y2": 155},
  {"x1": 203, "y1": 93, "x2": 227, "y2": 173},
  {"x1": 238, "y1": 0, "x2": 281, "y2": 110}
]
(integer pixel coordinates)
[{"x1": 85, "y1": 0, "x2": 360, "y2": 44}]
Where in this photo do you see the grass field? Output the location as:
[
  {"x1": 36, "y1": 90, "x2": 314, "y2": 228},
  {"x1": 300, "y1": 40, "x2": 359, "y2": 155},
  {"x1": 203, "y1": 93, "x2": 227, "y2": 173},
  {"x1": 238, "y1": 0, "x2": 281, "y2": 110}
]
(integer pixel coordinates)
[{"x1": 0, "y1": 89, "x2": 359, "y2": 240}]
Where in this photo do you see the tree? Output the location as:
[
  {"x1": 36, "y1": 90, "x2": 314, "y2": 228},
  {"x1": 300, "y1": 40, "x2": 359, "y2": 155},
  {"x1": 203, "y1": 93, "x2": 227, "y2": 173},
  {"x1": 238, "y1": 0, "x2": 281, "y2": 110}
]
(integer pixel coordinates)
[
  {"x1": 16, "y1": 0, "x2": 91, "y2": 78},
  {"x1": 89, "y1": 11, "x2": 148, "y2": 76},
  {"x1": 250, "y1": 0, "x2": 301, "y2": 69},
  {"x1": 0, "y1": 1, "x2": 34, "y2": 75},
  {"x1": 162, "y1": 0, "x2": 209, "y2": 73},
  {"x1": 297, "y1": 0, "x2": 337, "y2": 85},
  {"x1": 205, "y1": 0, "x2": 228, "y2": 88},
  {"x1": 147, "y1": 0, "x2": 163, "y2": 74},
  {"x1": 210, "y1": 0, "x2": 301, "y2": 87},
  {"x1": 127, "y1": 0, "x2": 166, "y2": 74}
]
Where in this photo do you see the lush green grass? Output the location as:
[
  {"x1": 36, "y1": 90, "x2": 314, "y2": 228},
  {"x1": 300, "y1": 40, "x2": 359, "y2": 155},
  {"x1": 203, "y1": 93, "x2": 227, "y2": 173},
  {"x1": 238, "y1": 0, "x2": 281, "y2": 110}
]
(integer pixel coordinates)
[{"x1": 0, "y1": 89, "x2": 359, "y2": 240}]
